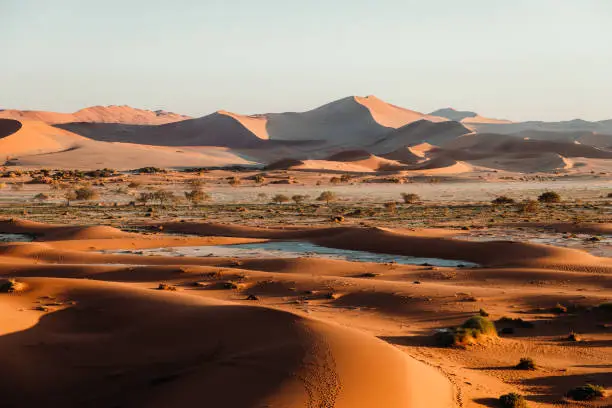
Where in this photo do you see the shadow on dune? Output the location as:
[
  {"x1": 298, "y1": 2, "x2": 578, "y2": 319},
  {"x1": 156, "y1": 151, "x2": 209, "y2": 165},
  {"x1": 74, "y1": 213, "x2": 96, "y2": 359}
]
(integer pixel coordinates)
[
  {"x1": 0, "y1": 118, "x2": 22, "y2": 139},
  {"x1": 0, "y1": 285, "x2": 308, "y2": 408},
  {"x1": 519, "y1": 372, "x2": 612, "y2": 404}
]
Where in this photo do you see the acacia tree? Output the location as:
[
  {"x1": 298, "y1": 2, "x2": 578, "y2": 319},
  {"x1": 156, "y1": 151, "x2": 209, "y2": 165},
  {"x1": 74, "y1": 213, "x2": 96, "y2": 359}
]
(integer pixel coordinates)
[
  {"x1": 185, "y1": 189, "x2": 211, "y2": 205},
  {"x1": 64, "y1": 190, "x2": 77, "y2": 207},
  {"x1": 272, "y1": 194, "x2": 290, "y2": 204},
  {"x1": 317, "y1": 191, "x2": 336, "y2": 205},
  {"x1": 291, "y1": 194, "x2": 307, "y2": 205}
]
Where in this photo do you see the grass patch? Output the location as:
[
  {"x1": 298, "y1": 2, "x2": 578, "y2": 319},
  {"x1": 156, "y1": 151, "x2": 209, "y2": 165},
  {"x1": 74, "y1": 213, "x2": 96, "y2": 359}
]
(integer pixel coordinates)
[{"x1": 157, "y1": 283, "x2": 177, "y2": 291}]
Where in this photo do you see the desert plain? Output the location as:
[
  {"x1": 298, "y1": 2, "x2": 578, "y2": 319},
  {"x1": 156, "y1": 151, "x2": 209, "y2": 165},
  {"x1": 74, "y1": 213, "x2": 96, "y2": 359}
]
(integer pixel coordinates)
[{"x1": 0, "y1": 97, "x2": 611, "y2": 407}]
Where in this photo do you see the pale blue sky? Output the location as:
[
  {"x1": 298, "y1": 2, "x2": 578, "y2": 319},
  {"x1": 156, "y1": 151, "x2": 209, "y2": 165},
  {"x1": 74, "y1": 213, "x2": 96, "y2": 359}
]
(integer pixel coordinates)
[{"x1": 2, "y1": 0, "x2": 611, "y2": 121}]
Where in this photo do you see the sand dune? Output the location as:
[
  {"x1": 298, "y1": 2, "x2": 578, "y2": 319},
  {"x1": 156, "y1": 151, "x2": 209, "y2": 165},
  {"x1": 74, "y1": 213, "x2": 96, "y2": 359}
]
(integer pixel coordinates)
[
  {"x1": 0, "y1": 119, "x2": 89, "y2": 158},
  {"x1": 60, "y1": 96, "x2": 448, "y2": 150},
  {"x1": 370, "y1": 120, "x2": 472, "y2": 154},
  {"x1": 0, "y1": 220, "x2": 459, "y2": 408},
  {"x1": 0, "y1": 105, "x2": 189, "y2": 125},
  {"x1": 0, "y1": 119, "x2": 252, "y2": 170}
]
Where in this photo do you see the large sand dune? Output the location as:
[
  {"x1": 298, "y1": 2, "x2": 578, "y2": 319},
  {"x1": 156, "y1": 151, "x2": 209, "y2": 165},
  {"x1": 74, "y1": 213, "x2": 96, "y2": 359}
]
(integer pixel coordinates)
[
  {"x1": 0, "y1": 119, "x2": 252, "y2": 170},
  {"x1": 0, "y1": 219, "x2": 459, "y2": 408},
  {"x1": 0, "y1": 119, "x2": 89, "y2": 157}
]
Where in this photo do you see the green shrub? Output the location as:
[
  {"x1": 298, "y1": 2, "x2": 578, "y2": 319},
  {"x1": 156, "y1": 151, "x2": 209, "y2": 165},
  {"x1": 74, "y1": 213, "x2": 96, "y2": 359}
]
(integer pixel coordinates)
[
  {"x1": 492, "y1": 196, "x2": 515, "y2": 205},
  {"x1": 515, "y1": 357, "x2": 536, "y2": 370},
  {"x1": 499, "y1": 393, "x2": 528, "y2": 408},
  {"x1": 434, "y1": 316, "x2": 497, "y2": 347},
  {"x1": 566, "y1": 384, "x2": 604, "y2": 401}
]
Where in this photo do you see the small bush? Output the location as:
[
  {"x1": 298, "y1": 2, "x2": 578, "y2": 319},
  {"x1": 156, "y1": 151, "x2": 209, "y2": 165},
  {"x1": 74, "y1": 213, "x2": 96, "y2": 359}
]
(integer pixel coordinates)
[
  {"x1": 383, "y1": 201, "x2": 397, "y2": 213},
  {"x1": 157, "y1": 283, "x2": 177, "y2": 291},
  {"x1": 74, "y1": 187, "x2": 99, "y2": 201},
  {"x1": 479, "y1": 308, "x2": 489, "y2": 317},
  {"x1": 499, "y1": 393, "x2": 528, "y2": 408},
  {"x1": 515, "y1": 357, "x2": 536, "y2": 370},
  {"x1": 272, "y1": 194, "x2": 290, "y2": 204},
  {"x1": 566, "y1": 384, "x2": 604, "y2": 401},
  {"x1": 538, "y1": 191, "x2": 561, "y2": 203},
  {"x1": 519, "y1": 200, "x2": 539, "y2": 213},
  {"x1": 492, "y1": 196, "x2": 515, "y2": 205},
  {"x1": 566, "y1": 331, "x2": 581, "y2": 342},
  {"x1": 401, "y1": 193, "x2": 420, "y2": 204},
  {"x1": 551, "y1": 303, "x2": 568, "y2": 314}
]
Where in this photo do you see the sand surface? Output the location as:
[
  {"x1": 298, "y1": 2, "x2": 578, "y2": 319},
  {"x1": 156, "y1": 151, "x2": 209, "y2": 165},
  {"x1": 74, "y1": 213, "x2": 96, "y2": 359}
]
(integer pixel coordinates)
[{"x1": 0, "y1": 218, "x2": 610, "y2": 407}]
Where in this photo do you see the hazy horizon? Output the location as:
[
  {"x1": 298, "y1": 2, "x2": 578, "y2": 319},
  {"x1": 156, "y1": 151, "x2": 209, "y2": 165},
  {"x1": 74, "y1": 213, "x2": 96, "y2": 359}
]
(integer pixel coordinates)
[{"x1": 3, "y1": 0, "x2": 611, "y2": 122}]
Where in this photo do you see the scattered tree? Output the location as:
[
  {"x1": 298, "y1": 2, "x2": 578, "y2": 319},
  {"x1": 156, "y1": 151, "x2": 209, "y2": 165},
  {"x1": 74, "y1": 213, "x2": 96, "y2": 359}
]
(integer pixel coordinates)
[
  {"x1": 64, "y1": 190, "x2": 77, "y2": 206},
  {"x1": 291, "y1": 194, "x2": 307, "y2": 205},
  {"x1": 228, "y1": 176, "x2": 241, "y2": 187},
  {"x1": 185, "y1": 189, "x2": 210, "y2": 205},
  {"x1": 74, "y1": 187, "x2": 99, "y2": 201},
  {"x1": 383, "y1": 201, "x2": 397, "y2": 213},
  {"x1": 272, "y1": 194, "x2": 290, "y2": 204},
  {"x1": 317, "y1": 191, "x2": 337, "y2": 205}
]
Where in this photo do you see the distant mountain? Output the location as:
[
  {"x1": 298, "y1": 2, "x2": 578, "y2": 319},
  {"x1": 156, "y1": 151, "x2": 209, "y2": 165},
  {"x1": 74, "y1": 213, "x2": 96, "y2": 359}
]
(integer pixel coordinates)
[{"x1": 0, "y1": 105, "x2": 190, "y2": 125}]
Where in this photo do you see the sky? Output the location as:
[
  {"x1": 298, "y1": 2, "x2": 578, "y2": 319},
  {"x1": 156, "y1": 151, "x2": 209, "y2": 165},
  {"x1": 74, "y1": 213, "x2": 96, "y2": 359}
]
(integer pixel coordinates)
[{"x1": 2, "y1": 0, "x2": 612, "y2": 121}]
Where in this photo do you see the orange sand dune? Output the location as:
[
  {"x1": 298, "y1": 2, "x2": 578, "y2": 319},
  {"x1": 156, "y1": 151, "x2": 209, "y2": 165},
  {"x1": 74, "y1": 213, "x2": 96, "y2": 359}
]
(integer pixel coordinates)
[
  {"x1": 0, "y1": 105, "x2": 189, "y2": 125},
  {"x1": 1, "y1": 219, "x2": 611, "y2": 407},
  {"x1": 0, "y1": 277, "x2": 451, "y2": 407},
  {"x1": 0, "y1": 119, "x2": 89, "y2": 157},
  {"x1": 0, "y1": 119, "x2": 252, "y2": 169}
]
